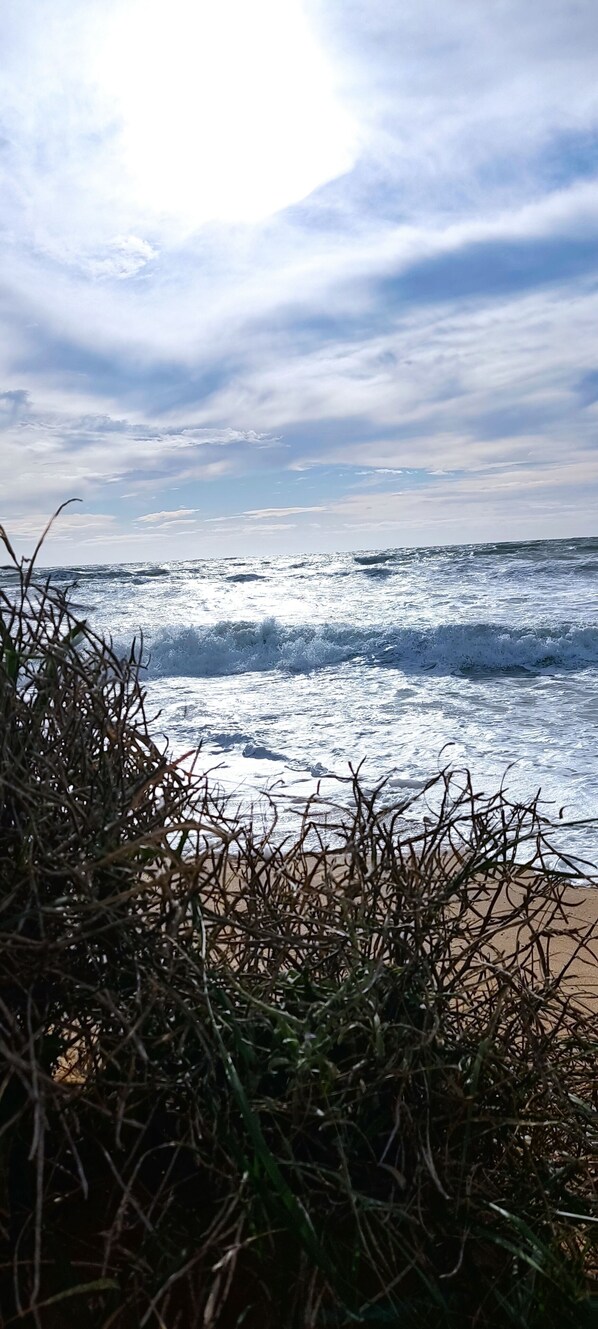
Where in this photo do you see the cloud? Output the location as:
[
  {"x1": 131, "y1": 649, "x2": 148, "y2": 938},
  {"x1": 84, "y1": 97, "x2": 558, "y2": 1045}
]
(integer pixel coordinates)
[
  {"x1": 243, "y1": 505, "x2": 327, "y2": 518},
  {"x1": 577, "y1": 369, "x2": 598, "y2": 407},
  {"x1": 0, "y1": 0, "x2": 597, "y2": 557},
  {"x1": 136, "y1": 508, "x2": 198, "y2": 523},
  {"x1": 0, "y1": 388, "x2": 30, "y2": 427},
  {"x1": 84, "y1": 235, "x2": 159, "y2": 281},
  {"x1": 0, "y1": 393, "x2": 282, "y2": 515}
]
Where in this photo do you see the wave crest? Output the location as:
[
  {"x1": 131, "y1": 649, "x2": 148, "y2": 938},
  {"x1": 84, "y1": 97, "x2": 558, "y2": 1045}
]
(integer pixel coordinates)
[{"x1": 138, "y1": 618, "x2": 598, "y2": 679}]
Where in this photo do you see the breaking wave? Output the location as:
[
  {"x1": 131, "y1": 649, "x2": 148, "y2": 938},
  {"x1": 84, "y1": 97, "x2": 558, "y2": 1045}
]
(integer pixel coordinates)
[{"x1": 139, "y1": 618, "x2": 598, "y2": 679}]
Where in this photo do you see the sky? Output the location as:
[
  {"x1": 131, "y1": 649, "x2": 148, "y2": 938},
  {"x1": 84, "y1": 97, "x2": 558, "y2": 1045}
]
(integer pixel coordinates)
[{"x1": 1, "y1": 0, "x2": 597, "y2": 564}]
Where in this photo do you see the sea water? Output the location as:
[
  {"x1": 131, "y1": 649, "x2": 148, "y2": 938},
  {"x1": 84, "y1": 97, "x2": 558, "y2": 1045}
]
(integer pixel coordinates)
[{"x1": 34, "y1": 537, "x2": 598, "y2": 858}]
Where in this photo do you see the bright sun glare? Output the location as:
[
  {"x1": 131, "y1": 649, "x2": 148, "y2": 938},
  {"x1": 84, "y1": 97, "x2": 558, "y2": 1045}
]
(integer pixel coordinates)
[{"x1": 96, "y1": 0, "x2": 355, "y2": 228}]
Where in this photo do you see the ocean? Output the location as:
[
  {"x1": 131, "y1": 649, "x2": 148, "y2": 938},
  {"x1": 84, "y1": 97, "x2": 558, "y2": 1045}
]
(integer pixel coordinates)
[{"x1": 41, "y1": 536, "x2": 598, "y2": 857}]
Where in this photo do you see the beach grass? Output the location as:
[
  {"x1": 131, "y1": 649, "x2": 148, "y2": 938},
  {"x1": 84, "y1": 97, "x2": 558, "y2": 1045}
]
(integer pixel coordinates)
[{"x1": 1, "y1": 518, "x2": 596, "y2": 1328}]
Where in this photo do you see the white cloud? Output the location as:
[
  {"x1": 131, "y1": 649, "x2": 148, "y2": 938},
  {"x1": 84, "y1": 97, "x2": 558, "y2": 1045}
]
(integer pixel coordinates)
[
  {"x1": 243, "y1": 505, "x2": 327, "y2": 518},
  {"x1": 136, "y1": 508, "x2": 198, "y2": 523},
  {"x1": 84, "y1": 235, "x2": 159, "y2": 281}
]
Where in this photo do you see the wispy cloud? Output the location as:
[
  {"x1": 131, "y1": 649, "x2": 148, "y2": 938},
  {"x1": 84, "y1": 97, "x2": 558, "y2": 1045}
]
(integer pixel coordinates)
[
  {"x1": 243, "y1": 505, "x2": 327, "y2": 518},
  {"x1": 136, "y1": 508, "x2": 198, "y2": 523}
]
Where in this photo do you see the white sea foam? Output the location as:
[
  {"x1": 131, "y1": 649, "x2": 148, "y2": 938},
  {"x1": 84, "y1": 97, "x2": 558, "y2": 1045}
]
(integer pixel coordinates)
[
  {"x1": 38, "y1": 536, "x2": 597, "y2": 853},
  {"x1": 141, "y1": 618, "x2": 598, "y2": 679}
]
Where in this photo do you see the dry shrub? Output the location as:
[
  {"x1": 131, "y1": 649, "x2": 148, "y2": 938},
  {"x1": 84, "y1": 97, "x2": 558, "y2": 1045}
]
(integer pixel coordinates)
[{"x1": 0, "y1": 517, "x2": 596, "y2": 1328}]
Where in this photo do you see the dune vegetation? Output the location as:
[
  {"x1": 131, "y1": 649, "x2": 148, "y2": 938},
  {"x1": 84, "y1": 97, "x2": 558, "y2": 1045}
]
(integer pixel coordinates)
[{"x1": 0, "y1": 517, "x2": 596, "y2": 1328}]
